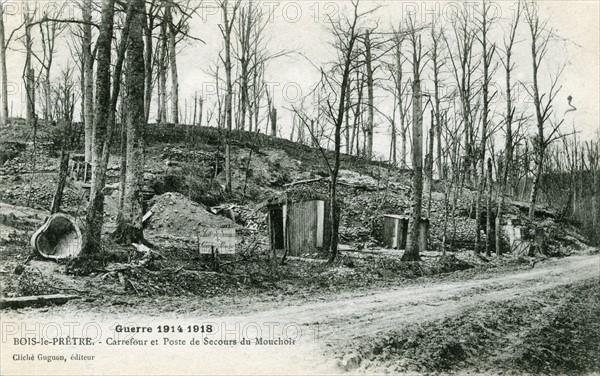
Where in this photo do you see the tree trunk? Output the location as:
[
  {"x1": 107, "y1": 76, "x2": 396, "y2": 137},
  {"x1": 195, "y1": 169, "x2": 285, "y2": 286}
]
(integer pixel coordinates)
[
  {"x1": 222, "y1": 1, "x2": 235, "y2": 194},
  {"x1": 238, "y1": 2, "x2": 252, "y2": 132},
  {"x1": 529, "y1": 150, "x2": 544, "y2": 220},
  {"x1": 402, "y1": 35, "x2": 423, "y2": 262},
  {"x1": 112, "y1": 0, "x2": 146, "y2": 244},
  {"x1": 157, "y1": 18, "x2": 168, "y2": 124},
  {"x1": 166, "y1": 5, "x2": 179, "y2": 124},
  {"x1": 496, "y1": 19, "x2": 517, "y2": 255},
  {"x1": 0, "y1": 3, "x2": 8, "y2": 124},
  {"x1": 485, "y1": 157, "x2": 493, "y2": 257},
  {"x1": 270, "y1": 106, "x2": 277, "y2": 137},
  {"x1": 198, "y1": 96, "x2": 203, "y2": 126},
  {"x1": 117, "y1": 117, "x2": 127, "y2": 223},
  {"x1": 83, "y1": 0, "x2": 115, "y2": 256},
  {"x1": 351, "y1": 74, "x2": 363, "y2": 156},
  {"x1": 364, "y1": 30, "x2": 374, "y2": 160},
  {"x1": 390, "y1": 119, "x2": 396, "y2": 165},
  {"x1": 50, "y1": 150, "x2": 70, "y2": 214},
  {"x1": 395, "y1": 36, "x2": 405, "y2": 167},
  {"x1": 82, "y1": 0, "x2": 94, "y2": 162},
  {"x1": 345, "y1": 78, "x2": 351, "y2": 154},
  {"x1": 425, "y1": 111, "x2": 435, "y2": 218},
  {"x1": 527, "y1": 6, "x2": 550, "y2": 221},
  {"x1": 475, "y1": 4, "x2": 493, "y2": 254},
  {"x1": 43, "y1": 71, "x2": 51, "y2": 123},
  {"x1": 24, "y1": 7, "x2": 35, "y2": 128},
  {"x1": 144, "y1": 6, "x2": 154, "y2": 123},
  {"x1": 400, "y1": 124, "x2": 407, "y2": 168}
]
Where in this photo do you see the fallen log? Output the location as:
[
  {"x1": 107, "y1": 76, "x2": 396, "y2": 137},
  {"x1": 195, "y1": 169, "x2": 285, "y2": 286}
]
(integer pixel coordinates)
[{"x1": 0, "y1": 294, "x2": 80, "y2": 310}]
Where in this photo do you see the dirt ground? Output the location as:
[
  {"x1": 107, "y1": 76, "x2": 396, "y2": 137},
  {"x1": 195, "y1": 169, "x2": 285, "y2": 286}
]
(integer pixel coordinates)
[{"x1": 1, "y1": 252, "x2": 598, "y2": 375}]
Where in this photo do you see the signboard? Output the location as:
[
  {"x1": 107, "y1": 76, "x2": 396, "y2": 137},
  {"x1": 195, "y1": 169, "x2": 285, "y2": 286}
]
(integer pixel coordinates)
[{"x1": 196, "y1": 228, "x2": 236, "y2": 254}]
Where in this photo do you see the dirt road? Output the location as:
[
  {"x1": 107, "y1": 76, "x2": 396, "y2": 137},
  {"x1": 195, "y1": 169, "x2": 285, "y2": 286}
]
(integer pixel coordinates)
[{"x1": 1, "y1": 254, "x2": 598, "y2": 375}]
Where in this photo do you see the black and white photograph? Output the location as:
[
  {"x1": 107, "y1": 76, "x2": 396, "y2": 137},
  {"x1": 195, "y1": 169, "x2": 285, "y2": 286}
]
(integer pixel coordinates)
[{"x1": 0, "y1": 0, "x2": 598, "y2": 374}]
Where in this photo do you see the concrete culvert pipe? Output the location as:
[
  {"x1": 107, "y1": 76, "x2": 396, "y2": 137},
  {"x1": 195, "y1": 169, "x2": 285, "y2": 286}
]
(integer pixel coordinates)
[{"x1": 31, "y1": 213, "x2": 83, "y2": 260}]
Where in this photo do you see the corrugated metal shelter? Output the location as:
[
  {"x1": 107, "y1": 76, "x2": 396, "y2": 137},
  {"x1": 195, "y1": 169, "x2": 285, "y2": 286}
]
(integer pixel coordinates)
[
  {"x1": 382, "y1": 215, "x2": 429, "y2": 251},
  {"x1": 268, "y1": 200, "x2": 330, "y2": 256},
  {"x1": 383, "y1": 215, "x2": 409, "y2": 249}
]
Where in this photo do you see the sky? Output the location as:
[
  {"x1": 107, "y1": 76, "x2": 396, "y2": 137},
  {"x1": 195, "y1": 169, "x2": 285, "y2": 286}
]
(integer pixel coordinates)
[{"x1": 2, "y1": 0, "x2": 599, "y2": 160}]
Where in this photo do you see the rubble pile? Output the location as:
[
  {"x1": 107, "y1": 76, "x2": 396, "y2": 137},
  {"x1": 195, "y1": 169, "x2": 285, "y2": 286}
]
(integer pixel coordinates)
[
  {"x1": 0, "y1": 141, "x2": 57, "y2": 176},
  {"x1": 286, "y1": 180, "x2": 329, "y2": 202},
  {"x1": 0, "y1": 141, "x2": 26, "y2": 165},
  {"x1": 231, "y1": 205, "x2": 266, "y2": 233},
  {"x1": 0, "y1": 180, "x2": 85, "y2": 211},
  {"x1": 230, "y1": 149, "x2": 301, "y2": 198},
  {"x1": 1, "y1": 156, "x2": 56, "y2": 175},
  {"x1": 342, "y1": 189, "x2": 410, "y2": 245},
  {"x1": 159, "y1": 146, "x2": 223, "y2": 179},
  {"x1": 145, "y1": 192, "x2": 236, "y2": 238},
  {"x1": 339, "y1": 225, "x2": 375, "y2": 246},
  {"x1": 338, "y1": 169, "x2": 379, "y2": 187},
  {"x1": 161, "y1": 147, "x2": 222, "y2": 164}
]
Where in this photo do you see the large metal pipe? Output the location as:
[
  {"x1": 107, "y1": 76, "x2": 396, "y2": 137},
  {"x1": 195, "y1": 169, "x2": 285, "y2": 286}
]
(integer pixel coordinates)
[{"x1": 31, "y1": 213, "x2": 82, "y2": 260}]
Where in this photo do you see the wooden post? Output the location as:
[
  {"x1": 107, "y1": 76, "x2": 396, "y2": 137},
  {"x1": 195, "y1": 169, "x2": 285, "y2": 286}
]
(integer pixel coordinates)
[{"x1": 211, "y1": 246, "x2": 220, "y2": 272}]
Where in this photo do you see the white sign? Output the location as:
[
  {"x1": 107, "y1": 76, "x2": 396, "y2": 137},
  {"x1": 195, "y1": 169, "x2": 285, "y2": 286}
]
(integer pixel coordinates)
[{"x1": 197, "y1": 228, "x2": 236, "y2": 254}]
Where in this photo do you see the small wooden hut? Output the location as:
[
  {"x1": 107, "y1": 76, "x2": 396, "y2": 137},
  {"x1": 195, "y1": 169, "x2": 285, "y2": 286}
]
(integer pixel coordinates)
[
  {"x1": 382, "y1": 215, "x2": 409, "y2": 249},
  {"x1": 382, "y1": 215, "x2": 429, "y2": 251},
  {"x1": 267, "y1": 199, "x2": 331, "y2": 256}
]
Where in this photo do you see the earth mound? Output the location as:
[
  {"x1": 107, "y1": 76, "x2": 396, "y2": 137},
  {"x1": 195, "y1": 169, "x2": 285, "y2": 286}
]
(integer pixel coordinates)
[{"x1": 145, "y1": 192, "x2": 236, "y2": 238}]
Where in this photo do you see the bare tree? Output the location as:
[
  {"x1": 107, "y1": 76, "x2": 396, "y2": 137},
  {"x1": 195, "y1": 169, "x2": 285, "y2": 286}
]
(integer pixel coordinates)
[
  {"x1": 165, "y1": 1, "x2": 202, "y2": 124},
  {"x1": 220, "y1": 0, "x2": 241, "y2": 194},
  {"x1": 165, "y1": 3, "x2": 179, "y2": 123},
  {"x1": 425, "y1": 20, "x2": 447, "y2": 219},
  {"x1": 445, "y1": 6, "x2": 479, "y2": 187},
  {"x1": 37, "y1": 7, "x2": 67, "y2": 123},
  {"x1": 496, "y1": 0, "x2": 521, "y2": 255},
  {"x1": 402, "y1": 16, "x2": 427, "y2": 262},
  {"x1": 112, "y1": 0, "x2": 146, "y2": 244},
  {"x1": 23, "y1": 0, "x2": 35, "y2": 128},
  {"x1": 83, "y1": 0, "x2": 135, "y2": 255},
  {"x1": 0, "y1": 3, "x2": 9, "y2": 124},
  {"x1": 143, "y1": 0, "x2": 159, "y2": 122},
  {"x1": 82, "y1": 0, "x2": 94, "y2": 162},
  {"x1": 344, "y1": 71, "x2": 352, "y2": 154},
  {"x1": 295, "y1": 1, "x2": 374, "y2": 263},
  {"x1": 268, "y1": 98, "x2": 277, "y2": 137},
  {"x1": 156, "y1": 7, "x2": 168, "y2": 124},
  {"x1": 390, "y1": 28, "x2": 411, "y2": 168},
  {"x1": 50, "y1": 67, "x2": 78, "y2": 214},
  {"x1": 524, "y1": 1, "x2": 566, "y2": 220},
  {"x1": 430, "y1": 22, "x2": 446, "y2": 180},
  {"x1": 350, "y1": 69, "x2": 366, "y2": 156},
  {"x1": 363, "y1": 29, "x2": 374, "y2": 159},
  {"x1": 234, "y1": 0, "x2": 256, "y2": 131},
  {"x1": 474, "y1": 0, "x2": 497, "y2": 255},
  {"x1": 82, "y1": 0, "x2": 116, "y2": 255}
]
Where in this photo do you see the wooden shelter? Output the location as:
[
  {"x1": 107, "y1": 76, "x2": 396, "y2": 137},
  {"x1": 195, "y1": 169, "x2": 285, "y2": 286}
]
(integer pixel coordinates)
[
  {"x1": 383, "y1": 215, "x2": 409, "y2": 249},
  {"x1": 69, "y1": 154, "x2": 91, "y2": 182},
  {"x1": 267, "y1": 199, "x2": 331, "y2": 256},
  {"x1": 382, "y1": 215, "x2": 429, "y2": 252}
]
